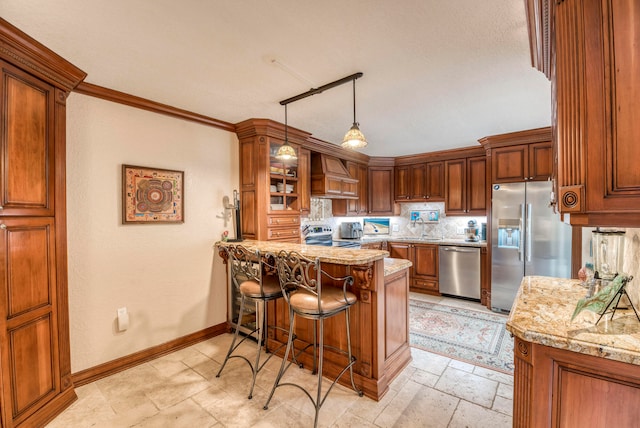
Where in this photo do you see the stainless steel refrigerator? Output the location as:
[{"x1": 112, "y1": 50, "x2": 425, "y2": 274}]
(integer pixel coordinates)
[{"x1": 491, "y1": 181, "x2": 572, "y2": 312}]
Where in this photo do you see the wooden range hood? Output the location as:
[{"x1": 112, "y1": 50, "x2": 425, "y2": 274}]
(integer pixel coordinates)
[{"x1": 310, "y1": 153, "x2": 358, "y2": 199}]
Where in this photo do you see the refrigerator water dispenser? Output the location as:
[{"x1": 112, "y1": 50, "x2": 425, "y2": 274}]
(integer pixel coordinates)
[{"x1": 497, "y1": 219, "x2": 520, "y2": 249}]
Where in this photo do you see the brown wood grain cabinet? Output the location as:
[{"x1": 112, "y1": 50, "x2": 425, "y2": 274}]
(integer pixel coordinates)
[
  {"x1": 394, "y1": 162, "x2": 444, "y2": 202},
  {"x1": 444, "y1": 156, "x2": 486, "y2": 216},
  {"x1": 0, "y1": 18, "x2": 86, "y2": 427},
  {"x1": 236, "y1": 119, "x2": 311, "y2": 242},
  {"x1": 525, "y1": 0, "x2": 640, "y2": 226},
  {"x1": 491, "y1": 141, "x2": 552, "y2": 183},
  {"x1": 388, "y1": 241, "x2": 439, "y2": 295},
  {"x1": 367, "y1": 166, "x2": 395, "y2": 216}
]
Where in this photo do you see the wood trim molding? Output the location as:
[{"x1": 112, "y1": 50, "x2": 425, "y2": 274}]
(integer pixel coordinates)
[
  {"x1": 394, "y1": 145, "x2": 485, "y2": 165},
  {"x1": 0, "y1": 18, "x2": 86, "y2": 91},
  {"x1": 71, "y1": 323, "x2": 228, "y2": 386},
  {"x1": 477, "y1": 126, "x2": 552, "y2": 149},
  {"x1": 74, "y1": 81, "x2": 236, "y2": 132}
]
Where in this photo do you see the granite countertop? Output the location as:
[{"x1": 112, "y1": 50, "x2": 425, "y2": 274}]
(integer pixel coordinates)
[
  {"x1": 507, "y1": 276, "x2": 640, "y2": 366},
  {"x1": 351, "y1": 236, "x2": 487, "y2": 248},
  {"x1": 384, "y1": 258, "x2": 412, "y2": 277},
  {"x1": 216, "y1": 240, "x2": 389, "y2": 265}
]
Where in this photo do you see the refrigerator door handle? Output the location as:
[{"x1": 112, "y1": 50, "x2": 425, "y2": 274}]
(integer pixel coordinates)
[
  {"x1": 519, "y1": 204, "x2": 525, "y2": 261},
  {"x1": 527, "y1": 203, "x2": 532, "y2": 262}
]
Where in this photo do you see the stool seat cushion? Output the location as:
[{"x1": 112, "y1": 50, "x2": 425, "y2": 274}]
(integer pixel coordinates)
[
  {"x1": 289, "y1": 287, "x2": 357, "y2": 315},
  {"x1": 239, "y1": 275, "x2": 282, "y2": 298}
]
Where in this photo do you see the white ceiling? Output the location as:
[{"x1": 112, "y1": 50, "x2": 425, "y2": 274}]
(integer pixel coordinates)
[{"x1": 1, "y1": 0, "x2": 551, "y2": 157}]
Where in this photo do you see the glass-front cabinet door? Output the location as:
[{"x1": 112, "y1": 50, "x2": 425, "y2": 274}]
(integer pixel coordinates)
[{"x1": 269, "y1": 141, "x2": 299, "y2": 213}]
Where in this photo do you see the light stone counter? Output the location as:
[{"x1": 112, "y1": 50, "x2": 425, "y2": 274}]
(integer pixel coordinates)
[
  {"x1": 384, "y1": 258, "x2": 412, "y2": 277},
  {"x1": 506, "y1": 275, "x2": 640, "y2": 366},
  {"x1": 356, "y1": 236, "x2": 487, "y2": 248},
  {"x1": 216, "y1": 240, "x2": 388, "y2": 265}
]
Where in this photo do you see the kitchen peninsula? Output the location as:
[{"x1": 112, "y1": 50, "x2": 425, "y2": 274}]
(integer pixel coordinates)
[
  {"x1": 216, "y1": 240, "x2": 412, "y2": 401},
  {"x1": 507, "y1": 276, "x2": 640, "y2": 427}
]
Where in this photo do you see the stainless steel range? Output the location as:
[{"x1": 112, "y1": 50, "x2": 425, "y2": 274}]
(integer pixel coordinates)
[{"x1": 303, "y1": 225, "x2": 361, "y2": 248}]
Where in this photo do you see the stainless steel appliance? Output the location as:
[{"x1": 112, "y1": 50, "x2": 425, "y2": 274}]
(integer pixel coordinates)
[
  {"x1": 340, "y1": 222, "x2": 363, "y2": 239},
  {"x1": 491, "y1": 181, "x2": 572, "y2": 312},
  {"x1": 439, "y1": 246, "x2": 481, "y2": 299},
  {"x1": 303, "y1": 225, "x2": 361, "y2": 248}
]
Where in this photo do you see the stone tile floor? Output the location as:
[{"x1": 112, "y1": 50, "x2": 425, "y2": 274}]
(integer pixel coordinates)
[{"x1": 46, "y1": 294, "x2": 513, "y2": 427}]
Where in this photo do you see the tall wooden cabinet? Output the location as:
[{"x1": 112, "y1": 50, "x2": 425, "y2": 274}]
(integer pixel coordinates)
[
  {"x1": 525, "y1": 0, "x2": 640, "y2": 227},
  {"x1": 235, "y1": 119, "x2": 311, "y2": 242},
  {"x1": 0, "y1": 18, "x2": 86, "y2": 427}
]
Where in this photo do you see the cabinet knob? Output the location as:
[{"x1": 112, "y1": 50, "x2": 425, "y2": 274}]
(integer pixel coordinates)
[
  {"x1": 529, "y1": 176, "x2": 534, "y2": 180},
  {"x1": 426, "y1": 195, "x2": 430, "y2": 199},
  {"x1": 0, "y1": 206, "x2": 3, "y2": 210},
  {"x1": 0, "y1": 224, "x2": 6, "y2": 229}
]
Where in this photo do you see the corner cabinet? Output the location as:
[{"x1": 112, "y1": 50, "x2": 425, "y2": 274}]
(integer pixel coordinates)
[
  {"x1": 367, "y1": 160, "x2": 396, "y2": 216},
  {"x1": 0, "y1": 18, "x2": 86, "y2": 427},
  {"x1": 525, "y1": 0, "x2": 640, "y2": 226},
  {"x1": 236, "y1": 119, "x2": 311, "y2": 242}
]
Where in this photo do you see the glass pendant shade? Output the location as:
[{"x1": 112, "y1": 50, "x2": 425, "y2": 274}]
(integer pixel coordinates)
[
  {"x1": 342, "y1": 123, "x2": 367, "y2": 148},
  {"x1": 276, "y1": 142, "x2": 297, "y2": 160},
  {"x1": 342, "y1": 78, "x2": 367, "y2": 149},
  {"x1": 276, "y1": 104, "x2": 297, "y2": 160}
]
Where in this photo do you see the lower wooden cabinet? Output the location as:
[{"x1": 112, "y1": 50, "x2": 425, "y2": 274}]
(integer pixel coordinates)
[
  {"x1": 513, "y1": 337, "x2": 640, "y2": 427},
  {"x1": 388, "y1": 242, "x2": 439, "y2": 294}
]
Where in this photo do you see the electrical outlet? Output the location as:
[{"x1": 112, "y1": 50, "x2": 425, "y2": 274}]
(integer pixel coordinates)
[
  {"x1": 456, "y1": 227, "x2": 464, "y2": 234},
  {"x1": 392, "y1": 224, "x2": 399, "y2": 232}
]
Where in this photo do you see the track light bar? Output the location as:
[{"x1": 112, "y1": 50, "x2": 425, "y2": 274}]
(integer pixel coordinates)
[{"x1": 279, "y1": 72, "x2": 363, "y2": 106}]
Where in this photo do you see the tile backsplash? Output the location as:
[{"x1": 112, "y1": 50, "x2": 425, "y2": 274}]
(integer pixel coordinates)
[{"x1": 304, "y1": 199, "x2": 486, "y2": 241}]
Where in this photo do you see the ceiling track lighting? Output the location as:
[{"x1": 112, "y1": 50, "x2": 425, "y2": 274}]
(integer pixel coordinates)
[{"x1": 276, "y1": 72, "x2": 366, "y2": 160}]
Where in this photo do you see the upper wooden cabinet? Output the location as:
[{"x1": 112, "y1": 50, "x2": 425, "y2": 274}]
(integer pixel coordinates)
[
  {"x1": 394, "y1": 162, "x2": 444, "y2": 202},
  {"x1": 525, "y1": 0, "x2": 640, "y2": 226},
  {"x1": 445, "y1": 156, "x2": 486, "y2": 216},
  {"x1": 1, "y1": 61, "x2": 56, "y2": 217},
  {"x1": 0, "y1": 17, "x2": 86, "y2": 427},
  {"x1": 368, "y1": 165, "x2": 395, "y2": 216},
  {"x1": 236, "y1": 119, "x2": 311, "y2": 242},
  {"x1": 479, "y1": 127, "x2": 553, "y2": 185},
  {"x1": 491, "y1": 142, "x2": 552, "y2": 183}
]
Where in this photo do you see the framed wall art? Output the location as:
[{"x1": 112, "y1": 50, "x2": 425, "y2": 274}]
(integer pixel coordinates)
[{"x1": 122, "y1": 165, "x2": 184, "y2": 224}]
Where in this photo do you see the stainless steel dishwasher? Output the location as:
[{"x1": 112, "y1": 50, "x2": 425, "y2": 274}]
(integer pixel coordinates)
[{"x1": 439, "y1": 245, "x2": 481, "y2": 300}]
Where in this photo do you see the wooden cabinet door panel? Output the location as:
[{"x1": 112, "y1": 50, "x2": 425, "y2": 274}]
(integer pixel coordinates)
[
  {"x1": 298, "y1": 148, "x2": 310, "y2": 216},
  {"x1": 426, "y1": 161, "x2": 444, "y2": 200},
  {"x1": 1, "y1": 62, "x2": 55, "y2": 216},
  {"x1": 394, "y1": 166, "x2": 410, "y2": 201},
  {"x1": 492, "y1": 144, "x2": 527, "y2": 183},
  {"x1": 0, "y1": 217, "x2": 60, "y2": 423},
  {"x1": 409, "y1": 164, "x2": 426, "y2": 200},
  {"x1": 467, "y1": 156, "x2": 486, "y2": 214},
  {"x1": 413, "y1": 244, "x2": 438, "y2": 279},
  {"x1": 445, "y1": 159, "x2": 465, "y2": 214},
  {"x1": 528, "y1": 142, "x2": 552, "y2": 181},
  {"x1": 368, "y1": 167, "x2": 394, "y2": 215}
]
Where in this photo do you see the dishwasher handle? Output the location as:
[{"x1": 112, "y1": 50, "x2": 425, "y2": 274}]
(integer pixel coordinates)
[{"x1": 440, "y1": 246, "x2": 478, "y2": 253}]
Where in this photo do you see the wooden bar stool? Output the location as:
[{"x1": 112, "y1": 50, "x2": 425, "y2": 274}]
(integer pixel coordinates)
[
  {"x1": 216, "y1": 245, "x2": 287, "y2": 399},
  {"x1": 263, "y1": 250, "x2": 363, "y2": 427}
]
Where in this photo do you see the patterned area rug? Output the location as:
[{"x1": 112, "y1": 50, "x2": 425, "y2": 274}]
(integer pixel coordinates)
[{"x1": 409, "y1": 299, "x2": 514, "y2": 374}]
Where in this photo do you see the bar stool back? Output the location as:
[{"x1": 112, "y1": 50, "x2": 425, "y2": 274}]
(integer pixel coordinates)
[
  {"x1": 216, "y1": 245, "x2": 286, "y2": 399},
  {"x1": 263, "y1": 250, "x2": 363, "y2": 427}
]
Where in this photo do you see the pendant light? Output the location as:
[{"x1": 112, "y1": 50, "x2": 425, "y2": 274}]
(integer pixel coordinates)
[
  {"x1": 341, "y1": 78, "x2": 367, "y2": 149},
  {"x1": 275, "y1": 104, "x2": 297, "y2": 160}
]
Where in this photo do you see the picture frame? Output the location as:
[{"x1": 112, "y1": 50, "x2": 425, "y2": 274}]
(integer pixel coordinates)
[
  {"x1": 122, "y1": 165, "x2": 184, "y2": 224},
  {"x1": 426, "y1": 210, "x2": 440, "y2": 222}
]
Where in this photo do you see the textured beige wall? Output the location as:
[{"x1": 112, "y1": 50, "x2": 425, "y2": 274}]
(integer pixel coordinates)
[{"x1": 66, "y1": 94, "x2": 237, "y2": 372}]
